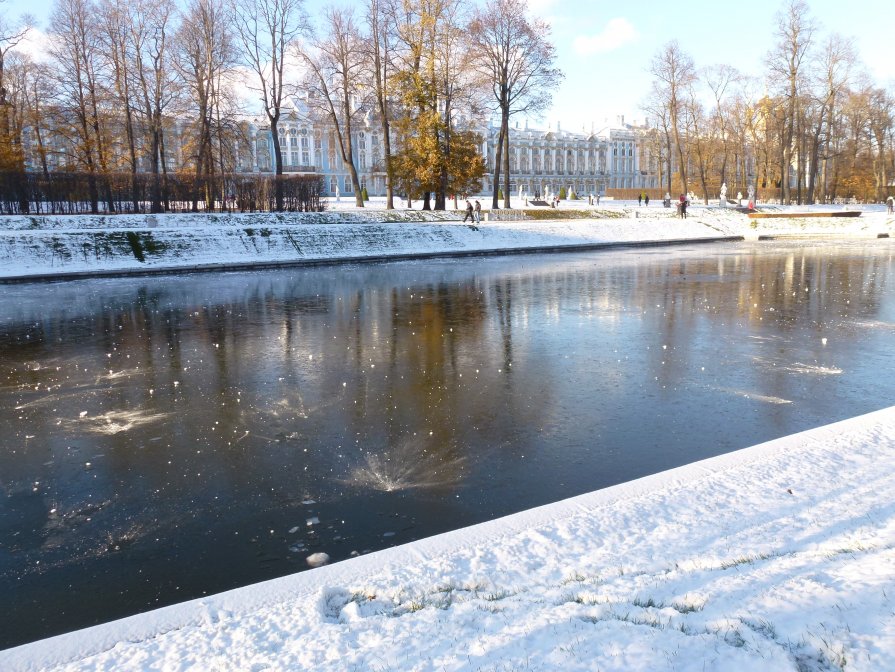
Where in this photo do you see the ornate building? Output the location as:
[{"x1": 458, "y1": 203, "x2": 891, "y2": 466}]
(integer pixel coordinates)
[
  {"x1": 479, "y1": 116, "x2": 659, "y2": 198},
  {"x1": 23, "y1": 96, "x2": 659, "y2": 199}
]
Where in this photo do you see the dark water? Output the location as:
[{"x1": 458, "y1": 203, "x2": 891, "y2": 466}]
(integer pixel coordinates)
[{"x1": 2, "y1": 241, "x2": 895, "y2": 649}]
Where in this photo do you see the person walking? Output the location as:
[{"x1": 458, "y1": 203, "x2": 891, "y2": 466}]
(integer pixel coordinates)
[
  {"x1": 638, "y1": 193, "x2": 642, "y2": 206},
  {"x1": 644, "y1": 194, "x2": 650, "y2": 207},
  {"x1": 679, "y1": 193, "x2": 688, "y2": 219},
  {"x1": 463, "y1": 200, "x2": 474, "y2": 222},
  {"x1": 887, "y1": 195, "x2": 894, "y2": 214},
  {"x1": 474, "y1": 200, "x2": 482, "y2": 223}
]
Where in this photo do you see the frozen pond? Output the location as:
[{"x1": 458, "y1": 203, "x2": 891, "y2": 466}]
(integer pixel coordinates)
[{"x1": 2, "y1": 240, "x2": 895, "y2": 648}]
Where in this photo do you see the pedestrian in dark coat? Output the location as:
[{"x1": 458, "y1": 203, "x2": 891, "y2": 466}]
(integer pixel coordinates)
[
  {"x1": 679, "y1": 194, "x2": 688, "y2": 219},
  {"x1": 463, "y1": 200, "x2": 474, "y2": 222}
]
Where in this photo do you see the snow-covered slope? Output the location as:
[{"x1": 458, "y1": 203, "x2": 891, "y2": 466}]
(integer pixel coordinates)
[{"x1": 1, "y1": 204, "x2": 891, "y2": 281}]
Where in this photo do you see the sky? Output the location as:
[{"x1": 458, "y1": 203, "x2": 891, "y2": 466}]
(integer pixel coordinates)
[{"x1": 4, "y1": 0, "x2": 895, "y2": 133}]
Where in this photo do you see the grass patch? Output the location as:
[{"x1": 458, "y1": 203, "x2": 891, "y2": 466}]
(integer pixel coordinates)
[{"x1": 719, "y1": 552, "x2": 776, "y2": 570}]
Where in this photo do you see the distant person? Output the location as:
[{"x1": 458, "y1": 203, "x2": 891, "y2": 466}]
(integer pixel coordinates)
[
  {"x1": 644, "y1": 194, "x2": 650, "y2": 207},
  {"x1": 638, "y1": 193, "x2": 642, "y2": 206},
  {"x1": 474, "y1": 200, "x2": 482, "y2": 223},
  {"x1": 463, "y1": 200, "x2": 474, "y2": 222},
  {"x1": 596, "y1": 194, "x2": 601, "y2": 205},
  {"x1": 679, "y1": 193, "x2": 688, "y2": 219},
  {"x1": 888, "y1": 195, "x2": 894, "y2": 214}
]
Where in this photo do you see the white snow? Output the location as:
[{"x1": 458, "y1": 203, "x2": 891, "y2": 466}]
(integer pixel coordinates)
[
  {"x1": 2, "y1": 200, "x2": 895, "y2": 671},
  {"x1": 1, "y1": 199, "x2": 891, "y2": 281}
]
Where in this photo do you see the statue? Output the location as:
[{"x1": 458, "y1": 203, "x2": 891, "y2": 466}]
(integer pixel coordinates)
[
  {"x1": 720, "y1": 182, "x2": 727, "y2": 207},
  {"x1": 335, "y1": 185, "x2": 340, "y2": 203}
]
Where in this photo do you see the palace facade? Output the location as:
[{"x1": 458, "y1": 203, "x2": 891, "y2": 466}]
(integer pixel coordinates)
[{"x1": 23, "y1": 97, "x2": 660, "y2": 198}]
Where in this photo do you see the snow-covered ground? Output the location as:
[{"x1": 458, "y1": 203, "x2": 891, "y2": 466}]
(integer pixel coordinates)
[
  {"x1": 1, "y1": 199, "x2": 891, "y2": 280},
  {"x1": 3, "y1": 407, "x2": 894, "y2": 671},
  {"x1": 3, "y1": 201, "x2": 894, "y2": 671}
]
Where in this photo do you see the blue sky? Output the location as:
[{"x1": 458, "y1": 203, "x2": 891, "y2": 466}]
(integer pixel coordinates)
[{"x1": 5, "y1": 0, "x2": 894, "y2": 132}]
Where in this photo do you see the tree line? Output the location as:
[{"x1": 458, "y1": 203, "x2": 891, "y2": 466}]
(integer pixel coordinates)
[
  {"x1": 0, "y1": 0, "x2": 560, "y2": 215},
  {"x1": 646, "y1": 0, "x2": 894, "y2": 205}
]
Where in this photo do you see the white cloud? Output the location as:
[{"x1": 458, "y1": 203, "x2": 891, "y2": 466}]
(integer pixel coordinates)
[
  {"x1": 10, "y1": 28, "x2": 51, "y2": 63},
  {"x1": 526, "y1": 0, "x2": 560, "y2": 16},
  {"x1": 572, "y1": 17, "x2": 639, "y2": 56}
]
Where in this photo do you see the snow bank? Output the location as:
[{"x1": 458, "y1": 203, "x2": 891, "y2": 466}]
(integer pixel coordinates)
[
  {"x1": 0, "y1": 212, "x2": 730, "y2": 281},
  {"x1": 1, "y1": 204, "x2": 890, "y2": 281},
  {"x1": 4, "y1": 407, "x2": 894, "y2": 671}
]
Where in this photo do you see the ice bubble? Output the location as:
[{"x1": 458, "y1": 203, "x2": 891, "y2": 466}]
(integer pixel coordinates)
[
  {"x1": 306, "y1": 517, "x2": 320, "y2": 526},
  {"x1": 306, "y1": 552, "x2": 330, "y2": 568}
]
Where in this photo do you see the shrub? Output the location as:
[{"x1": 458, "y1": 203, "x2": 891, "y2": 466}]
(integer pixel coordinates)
[{"x1": 559, "y1": 187, "x2": 567, "y2": 199}]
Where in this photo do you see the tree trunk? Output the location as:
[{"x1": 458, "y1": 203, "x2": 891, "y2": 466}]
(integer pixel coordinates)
[
  {"x1": 501, "y1": 116, "x2": 510, "y2": 209},
  {"x1": 492, "y1": 123, "x2": 504, "y2": 208}
]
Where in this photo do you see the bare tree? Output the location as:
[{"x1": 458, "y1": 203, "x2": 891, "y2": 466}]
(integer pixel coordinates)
[
  {"x1": 128, "y1": 0, "x2": 179, "y2": 213},
  {"x1": 49, "y1": 0, "x2": 108, "y2": 212},
  {"x1": 804, "y1": 34, "x2": 855, "y2": 203},
  {"x1": 642, "y1": 90, "x2": 673, "y2": 196},
  {"x1": 685, "y1": 87, "x2": 713, "y2": 203},
  {"x1": 766, "y1": 0, "x2": 815, "y2": 203},
  {"x1": 232, "y1": 0, "x2": 305, "y2": 211},
  {"x1": 650, "y1": 41, "x2": 696, "y2": 196},
  {"x1": 469, "y1": 0, "x2": 559, "y2": 209},
  {"x1": 0, "y1": 1, "x2": 31, "y2": 174},
  {"x1": 702, "y1": 64, "x2": 740, "y2": 192},
  {"x1": 867, "y1": 87, "x2": 893, "y2": 200},
  {"x1": 364, "y1": 0, "x2": 396, "y2": 208},
  {"x1": 297, "y1": 6, "x2": 365, "y2": 207},
  {"x1": 174, "y1": 0, "x2": 235, "y2": 210},
  {"x1": 98, "y1": 0, "x2": 141, "y2": 210},
  {"x1": 15, "y1": 54, "x2": 53, "y2": 179}
]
